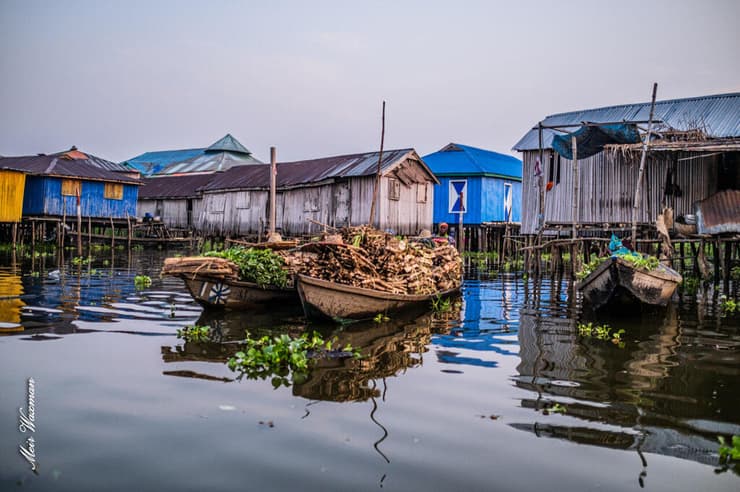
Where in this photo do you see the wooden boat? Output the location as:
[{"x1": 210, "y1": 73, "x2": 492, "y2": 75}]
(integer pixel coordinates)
[
  {"x1": 179, "y1": 274, "x2": 297, "y2": 310},
  {"x1": 577, "y1": 256, "x2": 682, "y2": 310},
  {"x1": 296, "y1": 274, "x2": 460, "y2": 322}
]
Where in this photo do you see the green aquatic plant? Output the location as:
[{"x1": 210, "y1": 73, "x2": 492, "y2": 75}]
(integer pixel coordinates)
[
  {"x1": 227, "y1": 332, "x2": 359, "y2": 388},
  {"x1": 720, "y1": 297, "x2": 737, "y2": 315},
  {"x1": 610, "y1": 329, "x2": 626, "y2": 345},
  {"x1": 682, "y1": 275, "x2": 700, "y2": 296},
  {"x1": 176, "y1": 324, "x2": 211, "y2": 343},
  {"x1": 431, "y1": 295, "x2": 452, "y2": 314},
  {"x1": 731, "y1": 266, "x2": 740, "y2": 282},
  {"x1": 72, "y1": 256, "x2": 91, "y2": 265},
  {"x1": 619, "y1": 253, "x2": 659, "y2": 271},
  {"x1": 543, "y1": 403, "x2": 566, "y2": 415},
  {"x1": 373, "y1": 313, "x2": 390, "y2": 323},
  {"x1": 718, "y1": 435, "x2": 740, "y2": 462},
  {"x1": 205, "y1": 246, "x2": 287, "y2": 287},
  {"x1": 576, "y1": 256, "x2": 608, "y2": 280},
  {"x1": 134, "y1": 275, "x2": 152, "y2": 289},
  {"x1": 578, "y1": 322, "x2": 625, "y2": 348}
]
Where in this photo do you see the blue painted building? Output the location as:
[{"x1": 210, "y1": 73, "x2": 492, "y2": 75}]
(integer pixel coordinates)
[
  {"x1": 0, "y1": 148, "x2": 140, "y2": 219},
  {"x1": 423, "y1": 143, "x2": 522, "y2": 226}
]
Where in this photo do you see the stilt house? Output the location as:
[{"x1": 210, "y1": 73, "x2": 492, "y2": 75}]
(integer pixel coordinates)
[
  {"x1": 0, "y1": 148, "x2": 140, "y2": 220},
  {"x1": 513, "y1": 92, "x2": 740, "y2": 236},
  {"x1": 198, "y1": 148, "x2": 437, "y2": 237},
  {"x1": 423, "y1": 143, "x2": 522, "y2": 227}
]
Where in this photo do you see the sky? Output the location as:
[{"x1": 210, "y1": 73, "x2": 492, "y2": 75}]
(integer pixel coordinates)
[{"x1": 1, "y1": 0, "x2": 738, "y2": 163}]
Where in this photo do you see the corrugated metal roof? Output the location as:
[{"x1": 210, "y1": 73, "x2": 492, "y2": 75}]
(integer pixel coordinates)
[
  {"x1": 159, "y1": 151, "x2": 261, "y2": 175},
  {"x1": 0, "y1": 150, "x2": 140, "y2": 184},
  {"x1": 203, "y1": 148, "x2": 423, "y2": 191},
  {"x1": 205, "y1": 133, "x2": 251, "y2": 155},
  {"x1": 423, "y1": 143, "x2": 522, "y2": 179},
  {"x1": 696, "y1": 189, "x2": 740, "y2": 235},
  {"x1": 122, "y1": 134, "x2": 261, "y2": 176},
  {"x1": 138, "y1": 174, "x2": 217, "y2": 199},
  {"x1": 513, "y1": 92, "x2": 740, "y2": 151}
]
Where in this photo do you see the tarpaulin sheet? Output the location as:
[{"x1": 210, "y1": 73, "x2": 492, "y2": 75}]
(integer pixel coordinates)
[{"x1": 552, "y1": 123, "x2": 640, "y2": 159}]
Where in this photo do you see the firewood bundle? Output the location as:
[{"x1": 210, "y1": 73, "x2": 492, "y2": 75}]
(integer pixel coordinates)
[
  {"x1": 283, "y1": 226, "x2": 462, "y2": 295},
  {"x1": 161, "y1": 257, "x2": 240, "y2": 280}
]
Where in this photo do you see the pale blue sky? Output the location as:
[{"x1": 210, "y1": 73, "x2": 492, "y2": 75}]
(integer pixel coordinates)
[{"x1": 1, "y1": 0, "x2": 738, "y2": 162}]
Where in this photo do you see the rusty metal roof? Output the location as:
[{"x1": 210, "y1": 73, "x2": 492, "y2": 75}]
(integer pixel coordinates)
[
  {"x1": 203, "y1": 148, "x2": 424, "y2": 191},
  {"x1": 138, "y1": 174, "x2": 217, "y2": 199},
  {"x1": 696, "y1": 189, "x2": 740, "y2": 235},
  {"x1": 0, "y1": 150, "x2": 140, "y2": 184},
  {"x1": 514, "y1": 92, "x2": 740, "y2": 151}
]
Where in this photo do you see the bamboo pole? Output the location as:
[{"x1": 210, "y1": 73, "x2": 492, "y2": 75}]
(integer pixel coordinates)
[
  {"x1": 538, "y1": 122, "x2": 544, "y2": 233},
  {"x1": 571, "y1": 136, "x2": 578, "y2": 239},
  {"x1": 269, "y1": 146, "x2": 277, "y2": 236},
  {"x1": 368, "y1": 101, "x2": 386, "y2": 228},
  {"x1": 631, "y1": 83, "x2": 658, "y2": 245}
]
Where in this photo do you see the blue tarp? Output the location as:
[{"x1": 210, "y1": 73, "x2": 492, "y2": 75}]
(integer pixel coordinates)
[{"x1": 552, "y1": 123, "x2": 640, "y2": 159}]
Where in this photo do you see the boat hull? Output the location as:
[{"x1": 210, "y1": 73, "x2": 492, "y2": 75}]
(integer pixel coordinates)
[
  {"x1": 296, "y1": 274, "x2": 460, "y2": 322},
  {"x1": 181, "y1": 275, "x2": 297, "y2": 310},
  {"x1": 577, "y1": 257, "x2": 682, "y2": 310}
]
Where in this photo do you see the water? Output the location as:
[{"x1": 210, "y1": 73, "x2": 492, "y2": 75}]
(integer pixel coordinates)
[{"x1": 0, "y1": 250, "x2": 738, "y2": 491}]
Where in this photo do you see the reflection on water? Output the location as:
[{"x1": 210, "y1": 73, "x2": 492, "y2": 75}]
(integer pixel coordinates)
[{"x1": 1, "y1": 250, "x2": 739, "y2": 490}]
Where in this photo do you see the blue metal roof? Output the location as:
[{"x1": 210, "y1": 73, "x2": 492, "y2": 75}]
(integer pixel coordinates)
[
  {"x1": 122, "y1": 134, "x2": 261, "y2": 176},
  {"x1": 513, "y1": 92, "x2": 740, "y2": 151},
  {"x1": 423, "y1": 143, "x2": 522, "y2": 180}
]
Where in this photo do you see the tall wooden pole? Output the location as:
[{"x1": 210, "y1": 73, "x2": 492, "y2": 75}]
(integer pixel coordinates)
[
  {"x1": 458, "y1": 191, "x2": 464, "y2": 254},
  {"x1": 76, "y1": 189, "x2": 82, "y2": 256},
  {"x1": 571, "y1": 136, "x2": 578, "y2": 239},
  {"x1": 368, "y1": 101, "x2": 386, "y2": 228},
  {"x1": 631, "y1": 83, "x2": 658, "y2": 246},
  {"x1": 269, "y1": 146, "x2": 277, "y2": 236},
  {"x1": 538, "y1": 122, "x2": 545, "y2": 233}
]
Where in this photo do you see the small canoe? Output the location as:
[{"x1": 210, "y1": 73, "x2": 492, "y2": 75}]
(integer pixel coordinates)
[
  {"x1": 296, "y1": 274, "x2": 460, "y2": 322},
  {"x1": 577, "y1": 256, "x2": 682, "y2": 310},
  {"x1": 180, "y1": 274, "x2": 297, "y2": 310}
]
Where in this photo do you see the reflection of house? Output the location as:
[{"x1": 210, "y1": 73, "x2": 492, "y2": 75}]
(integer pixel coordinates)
[
  {"x1": 0, "y1": 148, "x2": 140, "y2": 220},
  {"x1": 198, "y1": 148, "x2": 438, "y2": 236},
  {"x1": 513, "y1": 92, "x2": 740, "y2": 235},
  {"x1": 123, "y1": 134, "x2": 262, "y2": 177},
  {"x1": 423, "y1": 143, "x2": 522, "y2": 227}
]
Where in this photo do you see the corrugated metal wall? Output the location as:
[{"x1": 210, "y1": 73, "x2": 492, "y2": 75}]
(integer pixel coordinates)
[
  {"x1": 520, "y1": 150, "x2": 719, "y2": 234},
  {"x1": 21, "y1": 177, "x2": 138, "y2": 219},
  {"x1": 137, "y1": 199, "x2": 202, "y2": 229},
  {"x1": 0, "y1": 170, "x2": 26, "y2": 222}
]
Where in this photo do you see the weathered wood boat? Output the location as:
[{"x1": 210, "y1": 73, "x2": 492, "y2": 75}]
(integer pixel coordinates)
[
  {"x1": 179, "y1": 274, "x2": 297, "y2": 310},
  {"x1": 296, "y1": 274, "x2": 460, "y2": 322},
  {"x1": 577, "y1": 256, "x2": 682, "y2": 310}
]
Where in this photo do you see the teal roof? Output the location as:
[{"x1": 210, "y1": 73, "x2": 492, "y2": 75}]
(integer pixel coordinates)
[
  {"x1": 423, "y1": 143, "x2": 522, "y2": 180},
  {"x1": 122, "y1": 134, "x2": 261, "y2": 176}
]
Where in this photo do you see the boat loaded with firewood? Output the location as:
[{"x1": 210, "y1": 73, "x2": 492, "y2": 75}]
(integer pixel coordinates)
[{"x1": 162, "y1": 226, "x2": 464, "y2": 318}]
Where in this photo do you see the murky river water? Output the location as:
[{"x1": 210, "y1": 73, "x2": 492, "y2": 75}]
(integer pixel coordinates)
[{"x1": 0, "y1": 249, "x2": 738, "y2": 491}]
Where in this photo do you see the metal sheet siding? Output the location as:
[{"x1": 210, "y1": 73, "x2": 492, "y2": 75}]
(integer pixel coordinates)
[
  {"x1": 22, "y1": 177, "x2": 137, "y2": 219},
  {"x1": 520, "y1": 150, "x2": 719, "y2": 234},
  {"x1": 481, "y1": 177, "x2": 522, "y2": 223},
  {"x1": 432, "y1": 176, "x2": 482, "y2": 225},
  {"x1": 0, "y1": 170, "x2": 26, "y2": 222},
  {"x1": 21, "y1": 176, "x2": 47, "y2": 215}
]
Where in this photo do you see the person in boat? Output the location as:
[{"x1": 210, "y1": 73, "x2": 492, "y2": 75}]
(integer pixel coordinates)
[{"x1": 435, "y1": 222, "x2": 456, "y2": 246}]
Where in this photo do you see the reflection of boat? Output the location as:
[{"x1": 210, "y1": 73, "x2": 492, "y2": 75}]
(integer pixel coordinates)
[
  {"x1": 296, "y1": 274, "x2": 460, "y2": 322},
  {"x1": 179, "y1": 274, "x2": 298, "y2": 310},
  {"x1": 292, "y1": 312, "x2": 434, "y2": 402},
  {"x1": 576, "y1": 256, "x2": 682, "y2": 310}
]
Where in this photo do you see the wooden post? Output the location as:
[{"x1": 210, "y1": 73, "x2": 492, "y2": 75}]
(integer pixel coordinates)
[
  {"x1": 458, "y1": 191, "x2": 464, "y2": 254},
  {"x1": 110, "y1": 217, "x2": 115, "y2": 250},
  {"x1": 127, "y1": 216, "x2": 132, "y2": 250},
  {"x1": 76, "y1": 189, "x2": 82, "y2": 256},
  {"x1": 571, "y1": 136, "x2": 579, "y2": 239},
  {"x1": 269, "y1": 146, "x2": 277, "y2": 236},
  {"x1": 12, "y1": 222, "x2": 18, "y2": 250},
  {"x1": 31, "y1": 220, "x2": 36, "y2": 251},
  {"x1": 723, "y1": 239, "x2": 731, "y2": 294},
  {"x1": 631, "y1": 83, "x2": 658, "y2": 245},
  {"x1": 88, "y1": 216, "x2": 92, "y2": 247},
  {"x1": 368, "y1": 101, "x2": 386, "y2": 228},
  {"x1": 538, "y1": 122, "x2": 545, "y2": 233}
]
